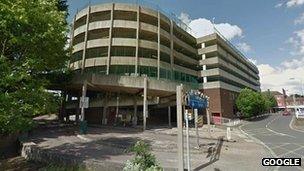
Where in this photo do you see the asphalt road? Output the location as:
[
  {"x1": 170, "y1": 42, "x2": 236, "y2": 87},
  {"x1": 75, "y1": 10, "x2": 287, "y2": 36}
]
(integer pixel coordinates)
[{"x1": 241, "y1": 113, "x2": 304, "y2": 171}]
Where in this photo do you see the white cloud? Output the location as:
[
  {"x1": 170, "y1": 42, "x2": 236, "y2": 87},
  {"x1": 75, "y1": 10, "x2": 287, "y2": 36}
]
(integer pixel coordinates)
[
  {"x1": 287, "y1": 29, "x2": 304, "y2": 54},
  {"x1": 237, "y1": 42, "x2": 251, "y2": 53},
  {"x1": 286, "y1": 0, "x2": 304, "y2": 7},
  {"x1": 275, "y1": 3, "x2": 283, "y2": 8},
  {"x1": 258, "y1": 57, "x2": 304, "y2": 94},
  {"x1": 179, "y1": 12, "x2": 243, "y2": 40},
  {"x1": 295, "y1": 13, "x2": 304, "y2": 25}
]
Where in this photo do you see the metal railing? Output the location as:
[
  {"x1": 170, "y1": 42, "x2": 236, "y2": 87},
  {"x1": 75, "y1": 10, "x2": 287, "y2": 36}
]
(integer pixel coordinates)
[
  {"x1": 77, "y1": 0, "x2": 194, "y2": 34},
  {"x1": 213, "y1": 27, "x2": 257, "y2": 70}
]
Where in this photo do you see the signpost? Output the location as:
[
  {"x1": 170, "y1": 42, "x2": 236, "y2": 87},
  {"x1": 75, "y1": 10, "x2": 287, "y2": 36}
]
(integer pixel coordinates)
[{"x1": 176, "y1": 88, "x2": 210, "y2": 171}]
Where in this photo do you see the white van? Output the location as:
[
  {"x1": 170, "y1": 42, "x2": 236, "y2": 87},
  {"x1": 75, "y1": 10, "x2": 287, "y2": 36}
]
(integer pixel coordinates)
[{"x1": 295, "y1": 108, "x2": 304, "y2": 119}]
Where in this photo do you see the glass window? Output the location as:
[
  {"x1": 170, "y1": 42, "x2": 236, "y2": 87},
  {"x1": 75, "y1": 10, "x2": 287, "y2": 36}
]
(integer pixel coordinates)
[
  {"x1": 114, "y1": 11, "x2": 137, "y2": 21},
  {"x1": 86, "y1": 47, "x2": 108, "y2": 59},
  {"x1": 89, "y1": 11, "x2": 111, "y2": 22},
  {"x1": 111, "y1": 46, "x2": 136, "y2": 57},
  {"x1": 88, "y1": 29, "x2": 109, "y2": 40},
  {"x1": 71, "y1": 50, "x2": 83, "y2": 63}
]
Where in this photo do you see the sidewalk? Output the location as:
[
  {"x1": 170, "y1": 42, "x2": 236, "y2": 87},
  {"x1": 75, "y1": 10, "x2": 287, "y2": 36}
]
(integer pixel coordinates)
[{"x1": 21, "y1": 124, "x2": 271, "y2": 171}]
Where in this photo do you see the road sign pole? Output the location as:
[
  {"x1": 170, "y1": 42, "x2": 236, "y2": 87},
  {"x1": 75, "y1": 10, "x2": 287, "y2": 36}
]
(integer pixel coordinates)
[
  {"x1": 206, "y1": 107, "x2": 211, "y2": 137},
  {"x1": 176, "y1": 85, "x2": 184, "y2": 171},
  {"x1": 194, "y1": 108, "x2": 199, "y2": 148},
  {"x1": 185, "y1": 109, "x2": 191, "y2": 171}
]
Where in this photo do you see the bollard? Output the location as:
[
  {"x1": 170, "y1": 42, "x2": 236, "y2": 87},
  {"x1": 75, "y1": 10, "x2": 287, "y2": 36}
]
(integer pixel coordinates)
[{"x1": 226, "y1": 127, "x2": 231, "y2": 141}]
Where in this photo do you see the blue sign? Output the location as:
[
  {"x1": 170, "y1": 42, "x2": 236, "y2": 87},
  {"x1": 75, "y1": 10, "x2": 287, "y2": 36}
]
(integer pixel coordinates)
[{"x1": 187, "y1": 94, "x2": 208, "y2": 109}]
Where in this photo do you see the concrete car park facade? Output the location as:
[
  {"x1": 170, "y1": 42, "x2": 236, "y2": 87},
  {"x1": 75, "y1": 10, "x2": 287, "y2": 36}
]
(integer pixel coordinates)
[{"x1": 65, "y1": 2, "x2": 260, "y2": 126}]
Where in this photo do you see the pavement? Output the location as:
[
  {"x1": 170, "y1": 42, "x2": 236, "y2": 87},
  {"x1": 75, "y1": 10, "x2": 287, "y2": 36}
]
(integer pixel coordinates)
[
  {"x1": 240, "y1": 113, "x2": 304, "y2": 171},
  {"x1": 20, "y1": 123, "x2": 271, "y2": 171}
]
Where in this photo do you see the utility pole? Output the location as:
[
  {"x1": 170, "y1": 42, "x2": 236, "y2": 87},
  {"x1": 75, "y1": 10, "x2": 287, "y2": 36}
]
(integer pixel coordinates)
[{"x1": 176, "y1": 85, "x2": 184, "y2": 171}]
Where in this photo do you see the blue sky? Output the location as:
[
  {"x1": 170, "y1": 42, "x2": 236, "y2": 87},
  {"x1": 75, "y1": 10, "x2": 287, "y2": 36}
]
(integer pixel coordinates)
[{"x1": 67, "y1": 0, "x2": 304, "y2": 94}]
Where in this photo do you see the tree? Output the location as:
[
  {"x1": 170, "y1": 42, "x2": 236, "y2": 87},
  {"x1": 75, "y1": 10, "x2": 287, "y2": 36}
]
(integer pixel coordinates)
[
  {"x1": 236, "y1": 88, "x2": 266, "y2": 118},
  {"x1": 0, "y1": 0, "x2": 69, "y2": 134},
  {"x1": 262, "y1": 92, "x2": 277, "y2": 112}
]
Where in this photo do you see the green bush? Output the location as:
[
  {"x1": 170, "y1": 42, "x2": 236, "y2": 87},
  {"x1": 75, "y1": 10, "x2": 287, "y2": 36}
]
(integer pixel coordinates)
[{"x1": 123, "y1": 141, "x2": 163, "y2": 171}]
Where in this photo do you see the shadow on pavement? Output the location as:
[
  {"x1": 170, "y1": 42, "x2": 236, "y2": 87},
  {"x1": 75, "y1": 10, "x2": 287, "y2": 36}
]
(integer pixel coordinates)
[{"x1": 193, "y1": 136, "x2": 224, "y2": 171}]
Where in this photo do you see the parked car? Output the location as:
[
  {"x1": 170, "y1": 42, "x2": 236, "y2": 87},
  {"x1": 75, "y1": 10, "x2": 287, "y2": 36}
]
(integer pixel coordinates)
[
  {"x1": 282, "y1": 110, "x2": 291, "y2": 116},
  {"x1": 295, "y1": 108, "x2": 304, "y2": 119}
]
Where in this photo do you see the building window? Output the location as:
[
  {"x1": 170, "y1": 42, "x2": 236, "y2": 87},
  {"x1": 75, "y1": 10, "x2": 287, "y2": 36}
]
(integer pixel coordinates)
[
  {"x1": 73, "y1": 33, "x2": 85, "y2": 45},
  {"x1": 85, "y1": 66, "x2": 107, "y2": 75},
  {"x1": 160, "y1": 52, "x2": 170, "y2": 64},
  {"x1": 74, "y1": 16, "x2": 87, "y2": 30},
  {"x1": 113, "y1": 10, "x2": 137, "y2": 21},
  {"x1": 89, "y1": 11, "x2": 111, "y2": 22},
  {"x1": 88, "y1": 29, "x2": 109, "y2": 40},
  {"x1": 113, "y1": 28, "x2": 136, "y2": 38},
  {"x1": 111, "y1": 46, "x2": 136, "y2": 57},
  {"x1": 109, "y1": 65, "x2": 135, "y2": 75},
  {"x1": 139, "y1": 66, "x2": 157, "y2": 78},
  {"x1": 86, "y1": 47, "x2": 108, "y2": 59},
  {"x1": 138, "y1": 48, "x2": 157, "y2": 59},
  {"x1": 71, "y1": 50, "x2": 83, "y2": 63}
]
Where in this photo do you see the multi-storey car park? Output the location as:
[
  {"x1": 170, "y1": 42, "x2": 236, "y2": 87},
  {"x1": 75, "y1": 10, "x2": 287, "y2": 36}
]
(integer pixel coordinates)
[{"x1": 64, "y1": 2, "x2": 260, "y2": 127}]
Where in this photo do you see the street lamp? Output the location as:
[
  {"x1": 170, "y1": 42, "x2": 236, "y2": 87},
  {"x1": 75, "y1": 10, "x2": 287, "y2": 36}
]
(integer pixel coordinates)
[{"x1": 289, "y1": 77, "x2": 304, "y2": 97}]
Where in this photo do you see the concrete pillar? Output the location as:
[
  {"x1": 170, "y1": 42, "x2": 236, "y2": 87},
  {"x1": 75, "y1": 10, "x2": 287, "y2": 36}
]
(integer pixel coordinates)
[
  {"x1": 143, "y1": 77, "x2": 148, "y2": 131},
  {"x1": 80, "y1": 81, "x2": 87, "y2": 121},
  {"x1": 157, "y1": 11, "x2": 160, "y2": 80},
  {"x1": 115, "y1": 95, "x2": 119, "y2": 124},
  {"x1": 135, "y1": 6, "x2": 140, "y2": 75},
  {"x1": 176, "y1": 85, "x2": 184, "y2": 171},
  {"x1": 170, "y1": 20, "x2": 174, "y2": 79},
  {"x1": 133, "y1": 96, "x2": 138, "y2": 126},
  {"x1": 106, "y1": 3, "x2": 114, "y2": 75},
  {"x1": 102, "y1": 95, "x2": 108, "y2": 125},
  {"x1": 201, "y1": 42, "x2": 205, "y2": 48},
  {"x1": 81, "y1": 6, "x2": 91, "y2": 74},
  {"x1": 168, "y1": 106, "x2": 171, "y2": 128},
  {"x1": 202, "y1": 54, "x2": 207, "y2": 83}
]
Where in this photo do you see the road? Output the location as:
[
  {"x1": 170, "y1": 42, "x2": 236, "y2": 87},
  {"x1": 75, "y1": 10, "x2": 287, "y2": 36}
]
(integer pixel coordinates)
[{"x1": 241, "y1": 113, "x2": 304, "y2": 171}]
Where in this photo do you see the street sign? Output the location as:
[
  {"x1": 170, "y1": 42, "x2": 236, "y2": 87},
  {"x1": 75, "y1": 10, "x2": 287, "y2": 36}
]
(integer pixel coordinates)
[
  {"x1": 187, "y1": 91, "x2": 208, "y2": 109},
  {"x1": 79, "y1": 97, "x2": 89, "y2": 108}
]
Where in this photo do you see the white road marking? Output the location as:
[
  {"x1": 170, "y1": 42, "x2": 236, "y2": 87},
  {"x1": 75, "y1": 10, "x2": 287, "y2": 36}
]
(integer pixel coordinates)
[
  {"x1": 289, "y1": 116, "x2": 304, "y2": 133},
  {"x1": 265, "y1": 115, "x2": 296, "y2": 138},
  {"x1": 278, "y1": 145, "x2": 304, "y2": 157}
]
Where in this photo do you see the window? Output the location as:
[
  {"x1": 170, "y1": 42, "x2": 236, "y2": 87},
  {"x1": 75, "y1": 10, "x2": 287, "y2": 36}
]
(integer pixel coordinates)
[
  {"x1": 139, "y1": 66, "x2": 157, "y2": 78},
  {"x1": 86, "y1": 47, "x2": 108, "y2": 59},
  {"x1": 73, "y1": 33, "x2": 85, "y2": 45},
  {"x1": 160, "y1": 52, "x2": 170, "y2": 64},
  {"x1": 114, "y1": 11, "x2": 137, "y2": 21},
  {"x1": 71, "y1": 50, "x2": 83, "y2": 62},
  {"x1": 74, "y1": 16, "x2": 87, "y2": 30},
  {"x1": 138, "y1": 48, "x2": 157, "y2": 59},
  {"x1": 109, "y1": 65, "x2": 135, "y2": 75},
  {"x1": 85, "y1": 66, "x2": 107, "y2": 75},
  {"x1": 88, "y1": 29, "x2": 109, "y2": 40},
  {"x1": 139, "y1": 13, "x2": 158, "y2": 26},
  {"x1": 89, "y1": 11, "x2": 111, "y2": 22},
  {"x1": 113, "y1": 28, "x2": 136, "y2": 38},
  {"x1": 111, "y1": 46, "x2": 136, "y2": 57},
  {"x1": 139, "y1": 30, "x2": 157, "y2": 42}
]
